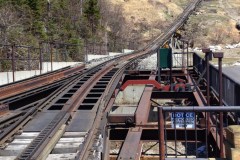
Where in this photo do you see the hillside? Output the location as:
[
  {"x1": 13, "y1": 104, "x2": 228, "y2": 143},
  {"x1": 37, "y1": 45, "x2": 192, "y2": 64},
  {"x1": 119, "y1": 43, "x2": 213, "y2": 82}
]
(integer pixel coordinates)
[
  {"x1": 184, "y1": 0, "x2": 240, "y2": 47},
  {"x1": 105, "y1": 0, "x2": 190, "y2": 45},
  {"x1": 106, "y1": 0, "x2": 240, "y2": 48}
]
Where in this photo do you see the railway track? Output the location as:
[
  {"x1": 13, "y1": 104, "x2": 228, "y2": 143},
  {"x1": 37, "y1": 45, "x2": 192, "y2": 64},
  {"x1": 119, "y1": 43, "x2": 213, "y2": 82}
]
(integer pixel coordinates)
[
  {"x1": 0, "y1": 64, "x2": 85, "y2": 100},
  {"x1": 0, "y1": 0, "x2": 202, "y2": 159}
]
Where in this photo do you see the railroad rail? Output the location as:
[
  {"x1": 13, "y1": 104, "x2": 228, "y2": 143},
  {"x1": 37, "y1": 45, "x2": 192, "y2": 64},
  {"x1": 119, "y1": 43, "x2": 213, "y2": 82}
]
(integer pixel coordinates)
[
  {"x1": 0, "y1": 64, "x2": 85, "y2": 99},
  {"x1": 0, "y1": 0, "x2": 208, "y2": 159}
]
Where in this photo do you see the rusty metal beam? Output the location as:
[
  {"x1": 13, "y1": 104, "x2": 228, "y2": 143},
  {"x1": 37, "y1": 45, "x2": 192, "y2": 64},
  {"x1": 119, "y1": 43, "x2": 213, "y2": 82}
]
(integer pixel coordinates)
[
  {"x1": 213, "y1": 52, "x2": 224, "y2": 158},
  {"x1": 108, "y1": 114, "x2": 135, "y2": 124},
  {"x1": 135, "y1": 75, "x2": 156, "y2": 125},
  {"x1": 203, "y1": 49, "x2": 212, "y2": 139},
  {"x1": 188, "y1": 73, "x2": 206, "y2": 106},
  {"x1": 158, "y1": 106, "x2": 165, "y2": 160},
  {"x1": 117, "y1": 127, "x2": 142, "y2": 160}
]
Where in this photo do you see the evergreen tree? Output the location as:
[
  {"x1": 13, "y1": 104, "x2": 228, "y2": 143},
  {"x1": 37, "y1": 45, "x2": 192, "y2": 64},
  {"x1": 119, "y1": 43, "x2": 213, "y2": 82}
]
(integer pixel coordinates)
[
  {"x1": 10, "y1": 0, "x2": 46, "y2": 39},
  {"x1": 27, "y1": 0, "x2": 45, "y2": 39},
  {"x1": 83, "y1": 0, "x2": 100, "y2": 35}
]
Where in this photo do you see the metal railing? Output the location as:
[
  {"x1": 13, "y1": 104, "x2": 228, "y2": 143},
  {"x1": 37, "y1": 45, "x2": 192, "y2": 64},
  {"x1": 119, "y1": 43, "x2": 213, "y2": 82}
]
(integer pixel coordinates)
[
  {"x1": 193, "y1": 53, "x2": 240, "y2": 106},
  {"x1": 172, "y1": 52, "x2": 193, "y2": 68},
  {"x1": 0, "y1": 44, "x2": 41, "y2": 72},
  {"x1": 158, "y1": 106, "x2": 240, "y2": 159}
]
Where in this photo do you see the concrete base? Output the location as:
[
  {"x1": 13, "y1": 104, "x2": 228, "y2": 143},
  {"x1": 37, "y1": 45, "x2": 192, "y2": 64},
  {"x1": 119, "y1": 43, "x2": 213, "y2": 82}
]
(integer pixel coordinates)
[
  {"x1": 0, "y1": 132, "x2": 39, "y2": 156},
  {"x1": 110, "y1": 105, "x2": 137, "y2": 115},
  {"x1": 115, "y1": 85, "x2": 145, "y2": 105},
  {"x1": 52, "y1": 143, "x2": 82, "y2": 154},
  {"x1": 0, "y1": 156, "x2": 16, "y2": 160},
  {"x1": 0, "y1": 144, "x2": 28, "y2": 156},
  {"x1": 62, "y1": 132, "x2": 87, "y2": 138},
  {"x1": 47, "y1": 132, "x2": 86, "y2": 157}
]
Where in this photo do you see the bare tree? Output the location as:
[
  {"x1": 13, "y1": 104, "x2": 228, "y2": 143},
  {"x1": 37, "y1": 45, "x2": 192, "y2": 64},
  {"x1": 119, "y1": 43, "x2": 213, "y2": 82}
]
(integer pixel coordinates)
[{"x1": 0, "y1": 4, "x2": 25, "y2": 44}]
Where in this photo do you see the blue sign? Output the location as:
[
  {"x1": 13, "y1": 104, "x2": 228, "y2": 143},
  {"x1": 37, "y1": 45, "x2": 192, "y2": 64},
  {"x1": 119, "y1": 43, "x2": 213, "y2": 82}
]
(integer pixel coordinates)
[{"x1": 171, "y1": 112, "x2": 195, "y2": 128}]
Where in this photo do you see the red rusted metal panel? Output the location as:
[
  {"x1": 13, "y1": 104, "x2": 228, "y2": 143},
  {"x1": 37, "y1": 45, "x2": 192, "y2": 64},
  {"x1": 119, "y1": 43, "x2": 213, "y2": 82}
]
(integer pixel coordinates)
[
  {"x1": 120, "y1": 80, "x2": 162, "y2": 91},
  {"x1": 120, "y1": 79, "x2": 173, "y2": 92}
]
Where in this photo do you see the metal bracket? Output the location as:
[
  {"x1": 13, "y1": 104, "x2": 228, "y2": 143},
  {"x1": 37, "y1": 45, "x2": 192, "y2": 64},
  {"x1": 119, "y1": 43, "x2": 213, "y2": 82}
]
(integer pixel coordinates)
[{"x1": 192, "y1": 68, "x2": 206, "y2": 92}]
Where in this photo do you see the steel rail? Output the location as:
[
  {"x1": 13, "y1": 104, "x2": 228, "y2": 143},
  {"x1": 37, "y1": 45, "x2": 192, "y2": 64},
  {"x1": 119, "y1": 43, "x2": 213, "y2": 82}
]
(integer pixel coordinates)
[
  {"x1": 0, "y1": 100, "x2": 43, "y2": 130},
  {"x1": 0, "y1": 72, "x2": 79, "y2": 111},
  {"x1": 0, "y1": 54, "x2": 120, "y2": 114},
  {"x1": 0, "y1": 57, "x2": 121, "y2": 112},
  {"x1": 0, "y1": 81, "x2": 70, "y2": 145},
  {"x1": 0, "y1": 65, "x2": 70, "y2": 89},
  {"x1": 76, "y1": 57, "x2": 137, "y2": 159},
  {"x1": 0, "y1": 64, "x2": 85, "y2": 100},
  {"x1": 0, "y1": 63, "x2": 75, "y2": 88},
  {"x1": 16, "y1": 39, "x2": 153, "y2": 158},
  {"x1": 14, "y1": 47, "x2": 148, "y2": 159},
  {"x1": 0, "y1": 60, "x2": 108, "y2": 144},
  {"x1": 3, "y1": 50, "x2": 135, "y2": 157},
  {"x1": 17, "y1": 62, "x2": 120, "y2": 159},
  {"x1": 0, "y1": 59, "x2": 108, "y2": 144}
]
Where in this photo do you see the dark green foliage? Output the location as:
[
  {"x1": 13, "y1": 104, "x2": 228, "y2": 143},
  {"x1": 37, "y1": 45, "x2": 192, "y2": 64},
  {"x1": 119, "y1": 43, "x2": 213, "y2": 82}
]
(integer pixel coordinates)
[
  {"x1": 67, "y1": 38, "x2": 84, "y2": 61},
  {"x1": 84, "y1": 0, "x2": 100, "y2": 35},
  {"x1": 0, "y1": 0, "x2": 102, "y2": 42},
  {"x1": 26, "y1": 0, "x2": 45, "y2": 38},
  {"x1": 0, "y1": 0, "x2": 105, "y2": 68}
]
